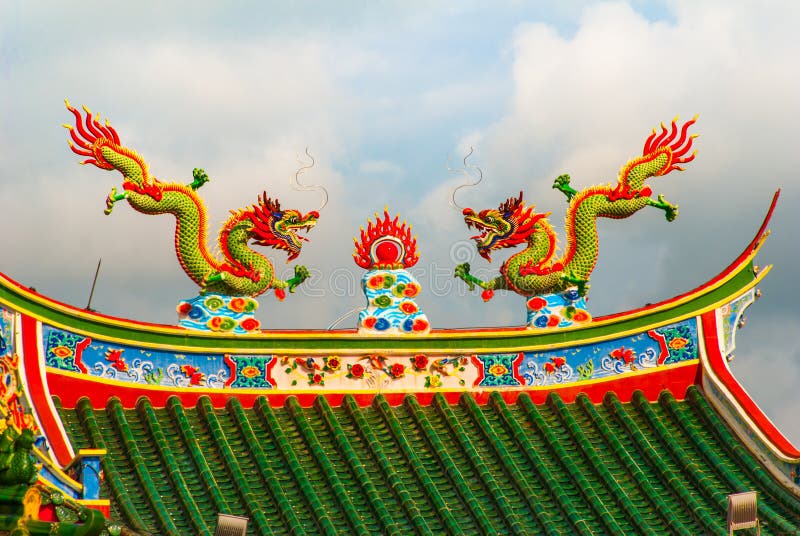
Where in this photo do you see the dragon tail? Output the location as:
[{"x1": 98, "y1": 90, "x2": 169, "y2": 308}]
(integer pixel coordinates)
[
  {"x1": 641, "y1": 115, "x2": 698, "y2": 175},
  {"x1": 63, "y1": 100, "x2": 121, "y2": 169}
]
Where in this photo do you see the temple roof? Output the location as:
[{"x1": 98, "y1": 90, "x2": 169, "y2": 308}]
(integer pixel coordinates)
[{"x1": 56, "y1": 387, "x2": 800, "y2": 535}]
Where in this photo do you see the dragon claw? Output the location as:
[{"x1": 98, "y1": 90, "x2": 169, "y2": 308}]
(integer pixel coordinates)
[
  {"x1": 190, "y1": 168, "x2": 210, "y2": 190},
  {"x1": 647, "y1": 194, "x2": 679, "y2": 222},
  {"x1": 287, "y1": 265, "x2": 310, "y2": 292},
  {"x1": 104, "y1": 187, "x2": 127, "y2": 215},
  {"x1": 552, "y1": 174, "x2": 577, "y2": 201},
  {"x1": 454, "y1": 262, "x2": 477, "y2": 291}
]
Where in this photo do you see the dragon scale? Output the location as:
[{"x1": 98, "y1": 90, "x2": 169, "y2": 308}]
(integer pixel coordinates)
[
  {"x1": 66, "y1": 102, "x2": 317, "y2": 298},
  {"x1": 456, "y1": 118, "x2": 697, "y2": 300}
]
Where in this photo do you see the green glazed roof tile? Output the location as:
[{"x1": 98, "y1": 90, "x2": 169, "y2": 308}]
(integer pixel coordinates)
[{"x1": 55, "y1": 387, "x2": 800, "y2": 536}]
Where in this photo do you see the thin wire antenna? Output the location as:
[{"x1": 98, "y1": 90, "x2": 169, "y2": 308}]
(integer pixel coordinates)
[
  {"x1": 448, "y1": 146, "x2": 483, "y2": 210},
  {"x1": 85, "y1": 258, "x2": 102, "y2": 310},
  {"x1": 290, "y1": 147, "x2": 328, "y2": 211},
  {"x1": 327, "y1": 306, "x2": 361, "y2": 330}
]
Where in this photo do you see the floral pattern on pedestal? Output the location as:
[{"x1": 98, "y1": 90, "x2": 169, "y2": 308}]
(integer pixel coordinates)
[
  {"x1": 177, "y1": 294, "x2": 261, "y2": 335},
  {"x1": 358, "y1": 270, "x2": 430, "y2": 335},
  {"x1": 526, "y1": 288, "x2": 592, "y2": 329},
  {"x1": 353, "y1": 209, "x2": 430, "y2": 335}
]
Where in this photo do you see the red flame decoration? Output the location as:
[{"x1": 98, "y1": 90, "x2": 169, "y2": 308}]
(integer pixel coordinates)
[
  {"x1": 642, "y1": 115, "x2": 698, "y2": 174},
  {"x1": 63, "y1": 100, "x2": 121, "y2": 169},
  {"x1": 353, "y1": 209, "x2": 419, "y2": 269}
]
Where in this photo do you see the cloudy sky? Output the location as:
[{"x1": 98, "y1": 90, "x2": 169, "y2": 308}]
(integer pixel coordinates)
[{"x1": 1, "y1": 1, "x2": 799, "y2": 441}]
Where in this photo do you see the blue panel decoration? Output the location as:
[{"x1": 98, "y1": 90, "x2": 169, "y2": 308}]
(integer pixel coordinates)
[
  {"x1": 719, "y1": 290, "x2": 755, "y2": 356},
  {"x1": 0, "y1": 307, "x2": 10, "y2": 357},
  {"x1": 473, "y1": 353, "x2": 523, "y2": 387},
  {"x1": 651, "y1": 322, "x2": 698, "y2": 365},
  {"x1": 517, "y1": 318, "x2": 698, "y2": 386},
  {"x1": 44, "y1": 330, "x2": 90, "y2": 373},
  {"x1": 42, "y1": 324, "x2": 241, "y2": 388},
  {"x1": 224, "y1": 355, "x2": 274, "y2": 388}
]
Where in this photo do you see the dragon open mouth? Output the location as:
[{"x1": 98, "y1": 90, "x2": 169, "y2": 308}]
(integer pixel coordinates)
[
  {"x1": 294, "y1": 224, "x2": 315, "y2": 242},
  {"x1": 466, "y1": 219, "x2": 493, "y2": 242},
  {"x1": 465, "y1": 217, "x2": 500, "y2": 249}
]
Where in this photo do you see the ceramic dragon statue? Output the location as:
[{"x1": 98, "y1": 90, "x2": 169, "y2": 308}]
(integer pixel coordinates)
[
  {"x1": 454, "y1": 117, "x2": 697, "y2": 327},
  {"x1": 64, "y1": 101, "x2": 318, "y2": 300}
]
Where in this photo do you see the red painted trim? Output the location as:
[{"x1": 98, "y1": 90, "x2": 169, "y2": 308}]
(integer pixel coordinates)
[
  {"x1": 82, "y1": 503, "x2": 110, "y2": 518},
  {"x1": 20, "y1": 314, "x2": 74, "y2": 466},
  {"x1": 512, "y1": 352, "x2": 526, "y2": 385},
  {"x1": 700, "y1": 310, "x2": 800, "y2": 458},
  {"x1": 223, "y1": 354, "x2": 236, "y2": 387},
  {"x1": 647, "y1": 329, "x2": 669, "y2": 365},
  {"x1": 73, "y1": 337, "x2": 91, "y2": 374},
  {"x1": 48, "y1": 361, "x2": 699, "y2": 410},
  {"x1": 470, "y1": 354, "x2": 485, "y2": 387}
]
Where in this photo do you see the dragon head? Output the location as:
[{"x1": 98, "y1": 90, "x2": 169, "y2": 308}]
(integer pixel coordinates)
[
  {"x1": 248, "y1": 193, "x2": 319, "y2": 261},
  {"x1": 462, "y1": 192, "x2": 545, "y2": 262}
]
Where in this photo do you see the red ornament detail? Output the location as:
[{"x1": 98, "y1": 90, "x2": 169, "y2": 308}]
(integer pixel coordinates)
[
  {"x1": 403, "y1": 283, "x2": 420, "y2": 297},
  {"x1": 180, "y1": 365, "x2": 205, "y2": 385},
  {"x1": 390, "y1": 363, "x2": 405, "y2": 378},
  {"x1": 274, "y1": 288, "x2": 286, "y2": 301},
  {"x1": 412, "y1": 319, "x2": 429, "y2": 332},
  {"x1": 610, "y1": 346, "x2": 636, "y2": 365},
  {"x1": 641, "y1": 116, "x2": 698, "y2": 174},
  {"x1": 363, "y1": 317, "x2": 377, "y2": 329},
  {"x1": 375, "y1": 240, "x2": 400, "y2": 264},
  {"x1": 353, "y1": 209, "x2": 419, "y2": 269},
  {"x1": 412, "y1": 354, "x2": 428, "y2": 370},
  {"x1": 547, "y1": 315, "x2": 560, "y2": 327},
  {"x1": 240, "y1": 318, "x2": 260, "y2": 332},
  {"x1": 350, "y1": 363, "x2": 365, "y2": 378},
  {"x1": 177, "y1": 302, "x2": 192, "y2": 315},
  {"x1": 481, "y1": 289, "x2": 495, "y2": 302},
  {"x1": 527, "y1": 297, "x2": 547, "y2": 311},
  {"x1": 572, "y1": 310, "x2": 591, "y2": 322},
  {"x1": 399, "y1": 301, "x2": 418, "y2": 315}
]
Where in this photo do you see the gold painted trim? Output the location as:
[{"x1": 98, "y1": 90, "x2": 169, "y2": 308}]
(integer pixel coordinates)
[{"x1": 77, "y1": 499, "x2": 111, "y2": 507}]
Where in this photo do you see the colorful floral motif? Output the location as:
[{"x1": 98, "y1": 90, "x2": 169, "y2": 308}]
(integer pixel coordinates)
[
  {"x1": 473, "y1": 354, "x2": 523, "y2": 387},
  {"x1": 40, "y1": 317, "x2": 697, "y2": 393},
  {"x1": 524, "y1": 356, "x2": 573, "y2": 385},
  {"x1": 224, "y1": 355, "x2": 274, "y2": 388},
  {"x1": 358, "y1": 269, "x2": 430, "y2": 335},
  {"x1": 0, "y1": 321, "x2": 42, "y2": 442},
  {"x1": 44, "y1": 331, "x2": 90, "y2": 373},
  {"x1": 719, "y1": 290, "x2": 755, "y2": 357},
  {"x1": 348, "y1": 363, "x2": 365, "y2": 379},
  {"x1": 411, "y1": 354, "x2": 428, "y2": 371},
  {"x1": 526, "y1": 288, "x2": 592, "y2": 329},
  {"x1": 177, "y1": 293, "x2": 261, "y2": 334},
  {"x1": 652, "y1": 323, "x2": 698, "y2": 364}
]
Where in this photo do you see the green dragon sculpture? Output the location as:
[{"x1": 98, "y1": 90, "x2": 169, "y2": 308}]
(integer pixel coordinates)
[
  {"x1": 64, "y1": 101, "x2": 318, "y2": 299},
  {"x1": 0, "y1": 419, "x2": 106, "y2": 535},
  {"x1": 455, "y1": 116, "x2": 697, "y2": 301}
]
